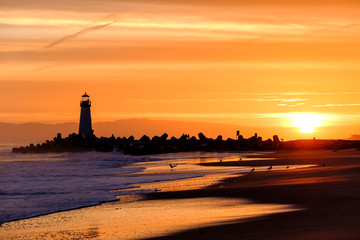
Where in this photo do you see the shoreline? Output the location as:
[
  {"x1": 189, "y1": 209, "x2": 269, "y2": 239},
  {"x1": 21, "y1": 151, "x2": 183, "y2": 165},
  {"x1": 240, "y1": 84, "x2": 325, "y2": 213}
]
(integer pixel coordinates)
[
  {"x1": 0, "y1": 152, "x2": 253, "y2": 226},
  {"x1": 1, "y1": 149, "x2": 359, "y2": 239},
  {"x1": 0, "y1": 198, "x2": 123, "y2": 227}
]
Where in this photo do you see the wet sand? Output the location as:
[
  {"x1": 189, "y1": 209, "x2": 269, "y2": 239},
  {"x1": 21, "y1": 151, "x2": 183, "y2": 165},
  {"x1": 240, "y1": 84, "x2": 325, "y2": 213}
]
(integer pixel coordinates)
[
  {"x1": 1, "y1": 149, "x2": 360, "y2": 239},
  {"x1": 0, "y1": 195, "x2": 299, "y2": 240},
  {"x1": 145, "y1": 149, "x2": 360, "y2": 240}
]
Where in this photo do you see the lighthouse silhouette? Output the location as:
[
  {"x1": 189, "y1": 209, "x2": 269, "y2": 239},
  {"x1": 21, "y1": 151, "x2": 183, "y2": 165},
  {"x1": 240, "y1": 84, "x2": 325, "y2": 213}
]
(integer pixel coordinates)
[{"x1": 79, "y1": 92, "x2": 93, "y2": 136}]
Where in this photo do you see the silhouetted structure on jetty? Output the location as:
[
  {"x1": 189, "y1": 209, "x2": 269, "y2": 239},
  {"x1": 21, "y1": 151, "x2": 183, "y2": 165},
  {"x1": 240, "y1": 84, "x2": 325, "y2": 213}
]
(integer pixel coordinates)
[
  {"x1": 79, "y1": 92, "x2": 93, "y2": 136},
  {"x1": 12, "y1": 132, "x2": 360, "y2": 155}
]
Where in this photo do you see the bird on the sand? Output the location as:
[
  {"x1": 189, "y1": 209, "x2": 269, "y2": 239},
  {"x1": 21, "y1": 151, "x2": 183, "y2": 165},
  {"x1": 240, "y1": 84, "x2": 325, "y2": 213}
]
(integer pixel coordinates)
[
  {"x1": 239, "y1": 157, "x2": 243, "y2": 161},
  {"x1": 251, "y1": 168, "x2": 255, "y2": 172},
  {"x1": 267, "y1": 166, "x2": 272, "y2": 170},
  {"x1": 169, "y1": 164, "x2": 177, "y2": 168},
  {"x1": 286, "y1": 166, "x2": 289, "y2": 169},
  {"x1": 220, "y1": 159, "x2": 223, "y2": 163}
]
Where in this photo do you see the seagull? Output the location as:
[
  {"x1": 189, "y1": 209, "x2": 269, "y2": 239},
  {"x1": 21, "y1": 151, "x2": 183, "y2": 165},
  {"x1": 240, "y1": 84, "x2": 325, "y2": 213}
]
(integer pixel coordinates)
[
  {"x1": 239, "y1": 157, "x2": 243, "y2": 161},
  {"x1": 286, "y1": 166, "x2": 289, "y2": 169},
  {"x1": 267, "y1": 166, "x2": 272, "y2": 170},
  {"x1": 220, "y1": 159, "x2": 223, "y2": 163},
  {"x1": 251, "y1": 168, "x2": 255, "y2": 172},
  {"x1": 169, "y1": 164, "x2": 177, "y2": 168}
]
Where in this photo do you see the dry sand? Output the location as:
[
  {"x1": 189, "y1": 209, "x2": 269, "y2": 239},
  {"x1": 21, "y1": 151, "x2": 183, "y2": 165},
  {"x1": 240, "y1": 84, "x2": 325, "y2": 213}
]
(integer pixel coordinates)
[{"x1": 1, "y1": 149, "x2": 359, "y2": 240}]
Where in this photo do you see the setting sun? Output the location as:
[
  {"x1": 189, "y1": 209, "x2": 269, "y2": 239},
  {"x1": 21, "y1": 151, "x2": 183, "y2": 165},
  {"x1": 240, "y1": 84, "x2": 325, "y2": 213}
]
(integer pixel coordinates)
[{"x1": 291, "y1": 113, "x2": 324, "y2": 134}]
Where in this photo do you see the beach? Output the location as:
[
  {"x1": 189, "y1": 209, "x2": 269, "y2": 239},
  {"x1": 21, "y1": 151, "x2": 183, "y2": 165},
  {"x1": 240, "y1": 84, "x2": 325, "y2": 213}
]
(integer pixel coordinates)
[{"x1": 1, "y1": 149, "x2": 360, "y2": 239}]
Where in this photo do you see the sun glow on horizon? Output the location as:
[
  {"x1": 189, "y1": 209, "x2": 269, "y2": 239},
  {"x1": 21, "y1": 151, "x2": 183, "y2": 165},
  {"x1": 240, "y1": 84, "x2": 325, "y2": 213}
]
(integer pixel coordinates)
[{"x1": 291, "y1": 113, "x2": 325, "y2": 134}]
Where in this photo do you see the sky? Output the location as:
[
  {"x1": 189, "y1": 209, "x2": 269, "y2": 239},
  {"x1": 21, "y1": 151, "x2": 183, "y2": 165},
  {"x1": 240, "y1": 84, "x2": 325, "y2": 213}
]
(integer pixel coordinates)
[{"x1": 1, "y1": 0, "x2": 360, "y2": 139}]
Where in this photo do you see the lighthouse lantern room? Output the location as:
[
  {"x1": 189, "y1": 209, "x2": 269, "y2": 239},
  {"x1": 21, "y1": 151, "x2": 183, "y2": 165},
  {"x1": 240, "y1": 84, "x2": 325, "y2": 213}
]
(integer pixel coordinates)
[{"x1": 79, "y1": 92, "x2": 93, "y2": 136}]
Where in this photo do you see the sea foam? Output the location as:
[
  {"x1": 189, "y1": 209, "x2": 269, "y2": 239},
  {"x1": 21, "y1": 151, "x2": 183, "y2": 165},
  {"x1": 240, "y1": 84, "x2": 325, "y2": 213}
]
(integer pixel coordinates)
[{"x1": 0, "y1": 150, "x2": 159, "y2": 223}]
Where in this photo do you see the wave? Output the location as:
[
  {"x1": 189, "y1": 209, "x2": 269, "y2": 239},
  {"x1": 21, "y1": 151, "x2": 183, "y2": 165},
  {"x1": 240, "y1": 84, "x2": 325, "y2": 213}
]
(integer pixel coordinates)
[
  {"x1": 0, "y1": 151, "x2": 161, "y2": 224},
  {"x1": 0, "y1": 150, "x2": 260, "y2": 224}
]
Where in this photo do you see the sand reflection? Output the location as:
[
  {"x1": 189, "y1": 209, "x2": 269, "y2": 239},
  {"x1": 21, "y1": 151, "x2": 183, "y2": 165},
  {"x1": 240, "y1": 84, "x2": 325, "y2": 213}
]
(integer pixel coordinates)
[{"x1": 1, "y1": 196, "x2": 301, "y2": 240}]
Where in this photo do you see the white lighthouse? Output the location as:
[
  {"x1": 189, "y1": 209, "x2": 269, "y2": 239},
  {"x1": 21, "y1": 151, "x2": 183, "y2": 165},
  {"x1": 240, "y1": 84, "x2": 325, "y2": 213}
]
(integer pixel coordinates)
[{"x1": 79, "y1": 92, "x2": 93, "y2": 136}]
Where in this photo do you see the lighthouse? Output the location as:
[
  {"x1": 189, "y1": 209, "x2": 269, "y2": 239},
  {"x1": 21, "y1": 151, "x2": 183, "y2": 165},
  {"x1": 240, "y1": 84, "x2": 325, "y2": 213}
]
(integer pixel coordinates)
[{"x1": 79, "y1": 92, "x2": 93, "y2": 136}]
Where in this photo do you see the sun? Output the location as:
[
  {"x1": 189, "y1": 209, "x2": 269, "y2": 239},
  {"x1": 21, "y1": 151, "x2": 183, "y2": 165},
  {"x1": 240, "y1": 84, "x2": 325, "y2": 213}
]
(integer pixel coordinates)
[{"x1": 291, "y1": 113, "x2": 323, "y2": 134}]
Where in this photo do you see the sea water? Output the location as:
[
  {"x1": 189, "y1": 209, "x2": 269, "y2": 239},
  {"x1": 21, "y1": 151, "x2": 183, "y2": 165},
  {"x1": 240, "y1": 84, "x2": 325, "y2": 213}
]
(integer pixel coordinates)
[
  {"x1": 0, "y1": 144, "x2": 290, "y2": 224},
  {"x1": 0, "y1": 144, "x2": 255, "y2": 224}
]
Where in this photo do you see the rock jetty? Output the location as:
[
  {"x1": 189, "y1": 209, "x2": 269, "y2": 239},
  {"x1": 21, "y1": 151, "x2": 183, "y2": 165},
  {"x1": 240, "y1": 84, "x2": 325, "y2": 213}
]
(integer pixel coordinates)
[
  {"x1": 12, "y1": 132, "x2": 280, "y2": 155},
  {"x1": 12, "y1": 132, "x2": 360, "y2": 155}
]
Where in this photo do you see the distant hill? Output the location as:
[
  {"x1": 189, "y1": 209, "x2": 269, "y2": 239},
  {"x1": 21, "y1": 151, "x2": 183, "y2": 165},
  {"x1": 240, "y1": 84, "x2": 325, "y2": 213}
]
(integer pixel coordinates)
[
  {"x1": 2, "y1": 119, "x2": 354, "y2": 145},
  {"x1": 0, "y1": 119, "x2": 261, "y2": 144},
  {"x1": 347, "y1": 135, "x2": 360, "y2": 140},
  {"x1": 95, "y1": 119, "x2": 247, "y2": 139},
  {"x1": 0, "y1": 122, "x2": 77, "y2": 144}
]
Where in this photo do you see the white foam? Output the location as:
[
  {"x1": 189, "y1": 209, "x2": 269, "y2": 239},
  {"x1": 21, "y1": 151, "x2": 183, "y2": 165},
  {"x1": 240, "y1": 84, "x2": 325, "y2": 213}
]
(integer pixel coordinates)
[{"x1": 0, "y1": 150, "x2": 159, "y2": 223}]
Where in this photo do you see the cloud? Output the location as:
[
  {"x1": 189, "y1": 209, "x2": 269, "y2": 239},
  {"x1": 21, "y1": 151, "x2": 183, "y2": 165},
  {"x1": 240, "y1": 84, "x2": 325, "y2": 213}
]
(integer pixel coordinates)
[
  {"x1": 202, "y1": 91, "x2": 360, "y2": 97},
  {"x1": 278, "y1": 91, "x2": 360, "y2": 96},
  {"x1": 25, "y1": 65, "x2": 53, "y2": 73},
  {"x1": 127, "y1": 97, "x2": 308, "y2": 104},
  {"x1": 45, "y1": 21, "x2": 115, "y2": 48},
  {"x1": 104, "y1": 0, "x2": 360, "y2": 7},
  {"x1": 255, "y1": 98, "x2": 308, "y2": 102},
  {"x1": 313, "y1": 103, "x2": 360, "y2": 107},
  {"x1": 200, "y1": 97, "x2": 308, "y2": 103},
  {"x1": 0, "y1": 0, "x2": 136, "y2": 12},
  {"x1": 277, "y1": 103, "x2": 305, "y2": 107},
  {"x1": 288, "y1": 103, "x2": 305, "y2": 107}
]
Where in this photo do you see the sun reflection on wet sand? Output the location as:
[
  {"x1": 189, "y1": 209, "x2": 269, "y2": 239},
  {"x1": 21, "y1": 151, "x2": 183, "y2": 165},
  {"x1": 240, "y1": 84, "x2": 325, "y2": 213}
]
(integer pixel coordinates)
[
  {"x1": 0, "y1": 197, "x2": 301, "y2": 240},
  {"x1": 119, "y1": 152, "x2": 316, "y2": 194}
]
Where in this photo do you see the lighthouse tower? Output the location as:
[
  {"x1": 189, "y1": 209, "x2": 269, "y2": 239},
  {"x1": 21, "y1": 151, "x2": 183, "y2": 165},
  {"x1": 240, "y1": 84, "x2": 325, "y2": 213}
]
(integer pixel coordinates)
[{"x1": 79, "y1": 92, "x2": 93, "y2": 136}]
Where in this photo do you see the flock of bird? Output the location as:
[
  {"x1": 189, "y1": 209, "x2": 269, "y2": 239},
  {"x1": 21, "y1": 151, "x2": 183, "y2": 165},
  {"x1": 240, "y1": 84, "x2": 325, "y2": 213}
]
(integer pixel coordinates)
[
  {"x1": 169, "y1": 156, "x2": 292, "y2": 173},
  {"x1": 169, "y1": 162, "x2": 325, "y2": 171},
  {"x1": 216, "y1": 156, "x2": 290, "y2": 172}
]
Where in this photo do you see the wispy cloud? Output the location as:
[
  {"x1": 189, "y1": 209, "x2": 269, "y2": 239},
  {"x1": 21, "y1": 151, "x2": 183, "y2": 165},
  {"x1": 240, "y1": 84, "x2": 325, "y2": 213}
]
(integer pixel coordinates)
[
  {"x1": 201, "y1": 91, "x2": 360, "y2": 97},
  {"x1": 128, "y1": 97, "x2": 308, "y2": 104},
  {"x1": 313, "y1": 103, "x2": 360, "y2": 107},
  {"x1": 199, "y1": 97, "x2": 308, "y2": 103},
  {"x1": 278, "y1": 103, "x2": 305, "y2": 107},
  {"x1": 255, "y1": 98, "x2": 308, "y2": 102},
  {"x1": 25, "y1": 65, "x2": 54, "y2": 73},
  {"x1": 288, "y1": 103, "x2": 305, "y2": 107},
  {"x1": 45, "y1": 21, "x2": 115, "y2": 48},
  {"x1": 279, "y1": 91, "x2": 360, "y2": 96}
]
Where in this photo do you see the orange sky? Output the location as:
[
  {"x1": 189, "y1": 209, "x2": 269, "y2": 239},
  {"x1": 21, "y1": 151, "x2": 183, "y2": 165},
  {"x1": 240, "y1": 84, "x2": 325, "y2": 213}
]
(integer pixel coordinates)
[{"x1": 1, "y1": 0, "x2": 360, "y2": 140}]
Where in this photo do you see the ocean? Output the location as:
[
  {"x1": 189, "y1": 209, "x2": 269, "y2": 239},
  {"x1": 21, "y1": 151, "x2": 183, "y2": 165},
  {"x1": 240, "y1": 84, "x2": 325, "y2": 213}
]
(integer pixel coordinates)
[{"x1": 0, "y1": 144, "x2": 263, "y2": 224}]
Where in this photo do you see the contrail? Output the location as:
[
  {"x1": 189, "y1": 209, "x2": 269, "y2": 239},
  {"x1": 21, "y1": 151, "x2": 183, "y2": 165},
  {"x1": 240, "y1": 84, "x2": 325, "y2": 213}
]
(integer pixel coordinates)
[
  {"x1": 25, "y1": 65, "x2": 53, "y2": 73},
  {"x1": 45, "y1": 21, "x2": 115, "y2": 49}
]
